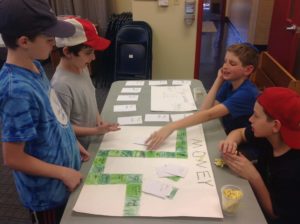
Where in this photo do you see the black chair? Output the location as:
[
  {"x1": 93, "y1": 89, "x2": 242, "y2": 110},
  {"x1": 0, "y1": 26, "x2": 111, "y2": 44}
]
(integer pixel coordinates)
[{"x1": 114, "y1": 21, "x2": 152, "y2": 81}]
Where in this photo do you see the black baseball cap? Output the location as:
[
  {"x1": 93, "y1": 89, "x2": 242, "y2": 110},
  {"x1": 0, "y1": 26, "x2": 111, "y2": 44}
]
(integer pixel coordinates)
[{"x1": 0, "y1": 0, "x2": 75, "y2": 37}]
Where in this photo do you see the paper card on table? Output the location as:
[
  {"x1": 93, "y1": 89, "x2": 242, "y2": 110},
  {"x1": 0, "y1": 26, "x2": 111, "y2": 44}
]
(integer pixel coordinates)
[
  {"x1": 113, "y1": 104, "x2": 136, "y2": 112},
  {"x1": 163, "y1": 164, "x2": 188, "y2": 177},
  {"x1": 156, "y1": 166, "x2": 174, "y2": 177},
  {"x1": 170, "y1": 114, "x2": 185, "y2": 121},
  {"x1": 145, "y1": 114, "x2": 170, "y2": 122},
  {"x1": 171, "y1": 113, "x2": 194, "y2": 121},
  {"x1": 148, "y1": 80, "x2": 168, "y2": 86},
  {"x1": 117, "y1": 95, "x2": 139, "y2": 101},
  {"x1": 172, "y1": 80, "x2": 191, "y2": 85},
  {"x1": 142, "y1": 179, "x2": 173, "y2": 199},
  {"x1": 125, "y1": 81, "x2": 145, "y2": 86},
  {"x1": 117, "y1": 116, "x2": 143, "y2": 125},
  {"x1": 121, "y1": 87, "x2": 142, "y2": 93}
]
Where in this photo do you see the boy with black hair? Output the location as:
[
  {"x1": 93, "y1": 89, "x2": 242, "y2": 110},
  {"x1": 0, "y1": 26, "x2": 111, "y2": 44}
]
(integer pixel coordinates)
[
  {"x1": 146, "y1": 43, "x2": 259, "y2": 150},
  {"x1": 220, "y1": 87, "x2": 300, "y2": 223},
  {"x1": 51, "y1": 17, "x2": 120, "y2": 149},
  {"x1": 0, "y1": 0, "x2": 88, "y2": 223}
]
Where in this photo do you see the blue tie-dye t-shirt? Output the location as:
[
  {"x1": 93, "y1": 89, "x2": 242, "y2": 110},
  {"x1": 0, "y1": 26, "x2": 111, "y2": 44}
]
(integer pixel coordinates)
[{"x1": 0, "y1": 61, "x2": 81, "y2": 211}]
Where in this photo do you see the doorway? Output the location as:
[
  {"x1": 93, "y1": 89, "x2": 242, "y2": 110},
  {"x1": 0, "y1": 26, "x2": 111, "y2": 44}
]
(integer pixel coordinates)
[{"x1": 196, "y1": 0, "x2": 249, "y2": 91}]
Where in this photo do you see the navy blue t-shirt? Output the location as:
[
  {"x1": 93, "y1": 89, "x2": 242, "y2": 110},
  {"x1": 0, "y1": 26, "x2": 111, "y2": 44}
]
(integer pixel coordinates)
[{"x1": 217, "y1": 80, "x2": 259, "y2": 133}]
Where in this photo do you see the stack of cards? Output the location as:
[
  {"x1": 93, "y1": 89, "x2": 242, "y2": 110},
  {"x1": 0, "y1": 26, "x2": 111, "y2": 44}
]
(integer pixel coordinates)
[
  {"x1": 156, "y1": 164, "x2": 188, "y2": 178},
  {"x1": 142, "y1": 179, "x2": 178, "y2": 199}
]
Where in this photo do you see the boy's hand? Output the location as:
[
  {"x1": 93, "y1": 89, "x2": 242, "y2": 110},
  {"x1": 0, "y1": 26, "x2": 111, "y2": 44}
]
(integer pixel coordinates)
[
  {"x1": 222, "y1": 152, "x2": 258, "y2": 181},
  {"x1": 96, "y1": 122, "x2": 120, "y2": 134},
  {"x1": 219, "y1": 140, "x2": 238, "y2": 154},
  {"x1": 145, "y1": 126, "x2": 173, "y2": 150},
  {"x1": 79, "y1": 146, "x2": 90, "y2": 162},
  {"x1": 61, "y1": 167, "x2": 83, "y2": 192},
  {"x1": 216, "y1": 68, "x2": 225, "y2": 81}
]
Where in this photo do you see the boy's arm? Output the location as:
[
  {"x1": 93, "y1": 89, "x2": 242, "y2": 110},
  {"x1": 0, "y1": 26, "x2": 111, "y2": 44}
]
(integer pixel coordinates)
[
  {"x1": 77, "y1": 141, "x2": 90, "y2": 162},
  {"x1": 146, "y1": 103, "x2": 229, "y2": 149},
  {"x1": 219, "y1": 128, "x2": 247, "y2": 154},
  {"x1": 200, "y1": 69, "x2": 224, "y2": 110},
  {"x1": 223, "y1": 152, "x2": 277, "y2": 219},
  {"x1": 2, "y1": 142, "x2": 82, "y2": 192},
  {"x1": 72, "y1": 122, "x2": 120, "y2": 137}
]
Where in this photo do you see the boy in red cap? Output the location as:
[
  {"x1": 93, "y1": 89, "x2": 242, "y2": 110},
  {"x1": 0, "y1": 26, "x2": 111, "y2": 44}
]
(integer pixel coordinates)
[
  {"x1": 51, "y1": 17, "x2": 120, "y2": 149},
  {"x1": 0, "y1": 1, "x2": 88, "y2": 223},
  {"x1": 219, "y1": 87, "x2": 300, "y2": 223}
]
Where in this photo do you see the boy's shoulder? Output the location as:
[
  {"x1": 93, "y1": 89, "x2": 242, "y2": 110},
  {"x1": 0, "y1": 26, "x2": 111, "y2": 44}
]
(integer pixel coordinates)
[{"x1": 0, "y1": 61, "x2": 46, "y2": 99}]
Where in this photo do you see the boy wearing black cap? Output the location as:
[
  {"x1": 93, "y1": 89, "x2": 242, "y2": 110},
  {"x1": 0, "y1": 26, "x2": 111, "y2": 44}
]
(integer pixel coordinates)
[
  {"x1": 0, "y1": 1, "x2": 87, "y2": 223},
  {"x1": 51, "y1": 17, "x2": 120, "y2": 149},
  {"x1": 220, "y1": 87, "x2": 300, "y2": 223}
]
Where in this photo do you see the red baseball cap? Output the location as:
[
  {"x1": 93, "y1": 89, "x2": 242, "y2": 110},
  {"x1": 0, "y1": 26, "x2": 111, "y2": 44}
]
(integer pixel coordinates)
[
  {"x1": 55, "y1": 17, "x2": 111, "y2": 51},
  {"x1": 257, "y1": 87, "x2": 300, "y2": 149}
]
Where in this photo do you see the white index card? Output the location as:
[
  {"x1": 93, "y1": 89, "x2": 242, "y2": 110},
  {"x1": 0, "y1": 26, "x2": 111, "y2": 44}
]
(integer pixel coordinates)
[
  {"x1": 121, "y1": 87, "x2": 142, "y2": 93},
  {"x1": 172, "y1": 80, "x2": 191, "y2": 85},
  {"x1": 142, "y1": 179, "x2": 173, "y2": 199},
  {"x1": 117, "y1": 95, "x2": 139, "y2": 101},
  {"x1": 117, "y1": 116, "x2": 143, "y2": 125},
  {"x1": 148, "y1": 80, "x2": 168, "y2": 86},
  {"x1": 163, "y1": 164, "x2": 188, "y2": 178},
  {"x1": 145, "y1": 114, "x2": 170, "y2": 122},
  {"x1": 125, "y1": 81, "x2": 145, "y2": 86},
  {"x1": 113, "y1": 104, "x2": 136, "y2": 112}
]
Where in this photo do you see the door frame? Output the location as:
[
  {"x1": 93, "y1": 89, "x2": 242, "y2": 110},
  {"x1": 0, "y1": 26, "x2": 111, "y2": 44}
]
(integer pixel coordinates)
[{"x1": 194, "y1": 0, "x2": 227, "y2": 79}]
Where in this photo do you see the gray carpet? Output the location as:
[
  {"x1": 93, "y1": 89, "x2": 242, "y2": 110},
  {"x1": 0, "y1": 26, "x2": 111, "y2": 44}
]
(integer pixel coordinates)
[{"x1": 0, "y1": 61, "x2": 109, "y2": 223}]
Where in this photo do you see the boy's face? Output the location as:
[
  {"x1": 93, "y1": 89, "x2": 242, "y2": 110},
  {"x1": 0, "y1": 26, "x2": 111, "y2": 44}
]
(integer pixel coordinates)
[
  {"x1": 222, "y1": 52, "x2": 252, "y2": 81},
  {"x1": 25, "y1": 34, "x2": 55, "y2": 60},
  {"x1": 71, "y1": 47, "x2": 95, "y2": 69},
  {"x1": 249, "y1": 102, "x2": 275, "y2": 138}
]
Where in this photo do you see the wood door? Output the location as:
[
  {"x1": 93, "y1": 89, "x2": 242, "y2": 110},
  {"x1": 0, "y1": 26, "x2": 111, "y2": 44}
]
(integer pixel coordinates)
[{"x1": 268, "y1": 0, "x2": 300, "y2": 76}]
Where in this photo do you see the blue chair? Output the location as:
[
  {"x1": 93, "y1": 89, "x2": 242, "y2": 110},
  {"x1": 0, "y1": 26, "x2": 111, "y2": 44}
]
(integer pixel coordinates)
[{"x1": 114, "y1": 21, "x2": 152, "y2": 80}]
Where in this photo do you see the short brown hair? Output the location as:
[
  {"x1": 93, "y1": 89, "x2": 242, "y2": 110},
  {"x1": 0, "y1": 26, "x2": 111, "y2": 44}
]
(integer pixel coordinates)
[{"x1": 226, "y1": 43, "x2": 259, "y2": 70}]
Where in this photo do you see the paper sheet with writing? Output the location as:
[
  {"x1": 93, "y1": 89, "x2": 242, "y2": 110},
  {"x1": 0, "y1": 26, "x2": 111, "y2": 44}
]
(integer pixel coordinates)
[
  {"x1": 73, "y1": 126, "x2": 223, "y2": 218},
  {"x1": 151, "y1": 86, "x2": 197, "y2": 112}
]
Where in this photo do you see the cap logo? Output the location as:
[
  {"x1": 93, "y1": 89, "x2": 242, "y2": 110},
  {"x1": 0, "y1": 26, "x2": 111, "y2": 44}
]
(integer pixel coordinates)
[{"x1": 49, "y1": 8, "x2": 55, "y2": 15}]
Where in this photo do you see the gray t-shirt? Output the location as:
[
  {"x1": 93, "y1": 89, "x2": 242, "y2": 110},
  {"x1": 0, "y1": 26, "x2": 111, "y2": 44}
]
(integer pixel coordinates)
[{"x1": 51, "y1": 66, "x2": 98, "y2": 148}]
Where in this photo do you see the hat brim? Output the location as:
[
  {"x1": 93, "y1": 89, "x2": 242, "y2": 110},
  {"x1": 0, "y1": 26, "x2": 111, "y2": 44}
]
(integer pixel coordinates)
[
  {"x1": 281, "y1": 125, "x2": 300, "y2": 149},
  {"x1": 85, "y1": 36, "x2": 111, "y2": 51},
  {"x1": 42, "y1": 20, "x2": 75, "y2": 38}
]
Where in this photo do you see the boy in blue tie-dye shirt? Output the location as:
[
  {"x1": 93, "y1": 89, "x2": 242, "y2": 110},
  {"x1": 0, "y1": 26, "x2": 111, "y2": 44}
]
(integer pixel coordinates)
[{"x1": 0, "y1": 1, "x2": 88, "y2": 223}]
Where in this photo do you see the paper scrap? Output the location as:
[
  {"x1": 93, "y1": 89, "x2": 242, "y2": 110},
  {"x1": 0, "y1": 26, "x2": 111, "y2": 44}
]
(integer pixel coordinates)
[
  {"x1": 156, "y1": 164, "x2": 188, "y2": 178},
  {"x1": 172, "y1": 80, "x2": 191, "y2": 85},
  {"x1": 117, "y1": 95, "x2": 139, "y2": 101},
  {"x1": 125, "y1": 81, "x2": 145, "y2": 86},
  {"x1": 121, "y1": 88, "x2": 142, "y2": 93},
  {"x1": 142, "y1": 179, "x2": 173, "y2": 199},
  {"x1": 149, "y1": 80, "x2": 168, "y2": 86},
  {"x1": 117, "y1": 116, "x2": 143, "y2": 125},
  {"x1": 113, "y1": 104, "x2": 136, "y2": 112},
  {"x1": 145, "y1": 114, "x2": 170, "y2": 122},
  {"x1": 171, "y1": 113, "x2": 194, "y2": 121}
]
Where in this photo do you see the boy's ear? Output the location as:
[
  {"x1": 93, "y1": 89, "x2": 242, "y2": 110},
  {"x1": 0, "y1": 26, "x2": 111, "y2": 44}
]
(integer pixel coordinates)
[
  {"x1": 244, "y1": 65, "x2": 255, "y2": 76},
  {"x1": 17, "y1": 36, "x2": 29, "y2": 48},
  {"x1": 62, "y1": 47, "x2": 72, "y2": 58},
  {"x1": 272, "y1": 120, "x2": 282, "y2": 133}
]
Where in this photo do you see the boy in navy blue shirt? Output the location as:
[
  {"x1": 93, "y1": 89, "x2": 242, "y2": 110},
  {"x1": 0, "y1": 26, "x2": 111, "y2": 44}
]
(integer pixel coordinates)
[
  {"x1": 146, "y1": 43, "x2": 259, "y2": 150},
  {"x1": 0, "y1": 0, "x2": 87, "y2": 223}
]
